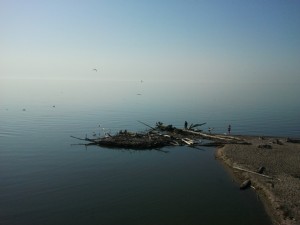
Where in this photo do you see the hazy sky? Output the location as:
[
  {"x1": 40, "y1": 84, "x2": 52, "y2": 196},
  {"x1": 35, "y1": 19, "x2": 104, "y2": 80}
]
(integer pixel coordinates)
[{"x1": 1, "y1": 0, "x2": 300, "y2": 82}]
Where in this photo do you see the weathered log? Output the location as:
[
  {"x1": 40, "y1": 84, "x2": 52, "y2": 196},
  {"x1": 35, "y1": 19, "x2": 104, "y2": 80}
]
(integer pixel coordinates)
[
  {"x1": 188, "y1": 122, "x2": 206, "y2": 130},
  {"x1": 240, "y1": 180, "x2": 251, "y2": 190},
  {"x1": 233, "y1": 166, "x2": 273, "y2": 179},
  {"x1": 181, "y1": 138, "x2": 194, "y2": 145},
  {"x1": 137, "y1": 120, "x2": 157, "y2": 130},
  {"x1": 257, "y1": 166, "x2": 266, "y2": 174},
  {"x1": 70, "y1": 135, "x2": 97, "y2": 143},
  {"x1": 176, "y1": 129, "x2": 247, "y2": 143}
]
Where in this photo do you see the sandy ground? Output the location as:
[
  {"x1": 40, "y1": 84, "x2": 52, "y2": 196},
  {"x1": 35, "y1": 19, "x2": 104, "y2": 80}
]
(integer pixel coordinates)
[{"x1": 216, "y1": 136, "x2": 300, "y2": 225}]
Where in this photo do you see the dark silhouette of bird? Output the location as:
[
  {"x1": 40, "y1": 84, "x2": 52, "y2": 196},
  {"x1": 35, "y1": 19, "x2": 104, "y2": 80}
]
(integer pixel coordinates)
[{"x1": 93, "y1": 68, "x2": 98, "y2": 72}]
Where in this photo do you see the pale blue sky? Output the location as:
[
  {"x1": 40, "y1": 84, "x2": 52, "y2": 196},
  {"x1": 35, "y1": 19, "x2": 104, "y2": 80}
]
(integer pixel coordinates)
[{"x1": 1, "y1": 0, "x2": 300, "y2": 82}]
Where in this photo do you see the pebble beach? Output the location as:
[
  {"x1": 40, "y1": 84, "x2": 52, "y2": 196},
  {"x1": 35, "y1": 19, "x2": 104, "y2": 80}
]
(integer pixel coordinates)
[{"x1": 216, "y1": 136, "x2": 300, "y2": 225}]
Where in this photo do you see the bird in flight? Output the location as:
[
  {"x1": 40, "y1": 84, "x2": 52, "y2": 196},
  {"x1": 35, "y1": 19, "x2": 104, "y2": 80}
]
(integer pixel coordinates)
[{"x1": 93, "y1": 68, "x2": 98, "y2": 72}]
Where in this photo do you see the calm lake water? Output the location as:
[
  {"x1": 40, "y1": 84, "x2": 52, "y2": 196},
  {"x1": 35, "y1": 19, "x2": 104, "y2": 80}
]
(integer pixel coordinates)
[{"x1": 1, "y1": 78, "x2": 299, "y2": 225}]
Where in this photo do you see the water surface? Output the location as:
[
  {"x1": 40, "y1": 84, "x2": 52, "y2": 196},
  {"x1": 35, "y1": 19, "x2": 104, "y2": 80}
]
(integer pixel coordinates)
[{"x1": 2, "y1": 78, "x2": 298, "y2": 224}]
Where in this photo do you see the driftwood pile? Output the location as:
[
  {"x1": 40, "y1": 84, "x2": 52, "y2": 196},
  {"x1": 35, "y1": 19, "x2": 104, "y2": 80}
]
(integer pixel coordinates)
[{"x1": 71, "y1": 121, "x2": 251, "y2": 150}]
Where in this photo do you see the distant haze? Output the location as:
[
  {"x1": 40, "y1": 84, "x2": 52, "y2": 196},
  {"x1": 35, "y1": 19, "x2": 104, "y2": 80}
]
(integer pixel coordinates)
[{"x1": 1, "y1": 0, "x2": 300, "y2": 83}]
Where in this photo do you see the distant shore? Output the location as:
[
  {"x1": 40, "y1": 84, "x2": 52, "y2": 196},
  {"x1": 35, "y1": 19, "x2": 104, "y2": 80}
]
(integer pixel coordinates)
[{"x1": 216, "y1": 135, "x2": 300, "y2": 225}]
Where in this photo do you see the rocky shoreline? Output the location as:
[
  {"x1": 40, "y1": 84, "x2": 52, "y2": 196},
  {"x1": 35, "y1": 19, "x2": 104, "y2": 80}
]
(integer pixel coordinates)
[{"x1": 216, "y1": 135, "x2": 300, "y2": 225}]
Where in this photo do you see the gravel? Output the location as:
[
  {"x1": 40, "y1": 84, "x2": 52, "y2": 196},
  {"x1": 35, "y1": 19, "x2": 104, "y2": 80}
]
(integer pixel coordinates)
[{"x1": 217, "y1": 136, "x2": 300, "y2": 225}]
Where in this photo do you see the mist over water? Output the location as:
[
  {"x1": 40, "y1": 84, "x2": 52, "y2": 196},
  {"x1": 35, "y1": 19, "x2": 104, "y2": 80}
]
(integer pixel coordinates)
[
  {"x1": 1, "y1": 78, "x2": 298, "y2": 136},
  {"x1": 1, "y1": 78, "x2": 298, "y2": 225}
]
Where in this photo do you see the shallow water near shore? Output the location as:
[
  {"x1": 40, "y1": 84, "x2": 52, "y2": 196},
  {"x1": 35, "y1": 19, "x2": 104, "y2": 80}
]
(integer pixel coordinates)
[{"x1": 1, "y1": 78, "x2": 299, "y2": 224}]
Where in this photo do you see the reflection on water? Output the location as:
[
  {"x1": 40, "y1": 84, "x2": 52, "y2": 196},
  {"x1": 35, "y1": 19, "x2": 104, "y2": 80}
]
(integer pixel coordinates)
[{"x1": 1, "y1": 78, "x2": 298, "y2": 225}]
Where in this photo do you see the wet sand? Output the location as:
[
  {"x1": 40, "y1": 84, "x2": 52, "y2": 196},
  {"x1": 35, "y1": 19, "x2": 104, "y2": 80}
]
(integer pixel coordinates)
[{"x1": 216, "y1": 135, "x2": 300, "y2": 225}]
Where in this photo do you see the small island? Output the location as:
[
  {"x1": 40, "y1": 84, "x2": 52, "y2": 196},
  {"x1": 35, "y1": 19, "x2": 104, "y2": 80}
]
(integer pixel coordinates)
[{"x1": 71, "y1": 121, "x2": 250, "y2": 149}]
